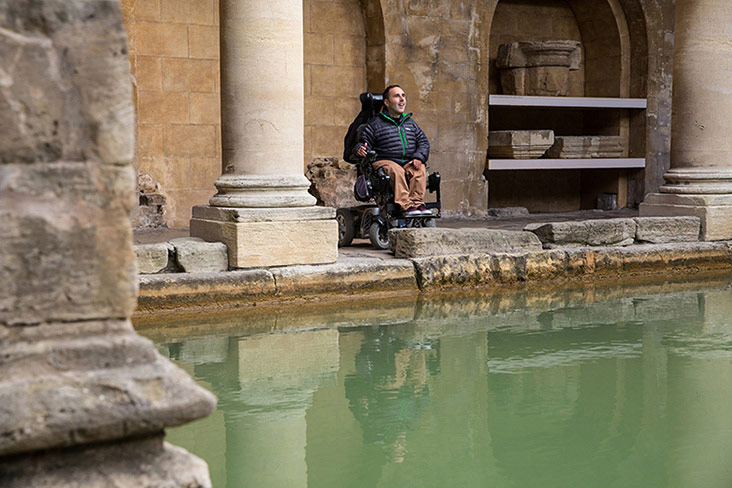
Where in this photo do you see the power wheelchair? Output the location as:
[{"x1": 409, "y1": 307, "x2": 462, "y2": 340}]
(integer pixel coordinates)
[{"x1": 338, "y1": 92, "x2": 442, "y2": 250}]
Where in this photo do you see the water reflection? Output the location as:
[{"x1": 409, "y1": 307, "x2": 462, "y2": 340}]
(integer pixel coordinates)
[{"x1": 149, "y1": 280, "x2": 732, "y2": 488}]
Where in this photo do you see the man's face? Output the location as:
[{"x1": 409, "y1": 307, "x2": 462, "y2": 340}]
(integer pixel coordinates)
[{"x1": 384, "y1": 87, "x2": 407, "y2": 116}]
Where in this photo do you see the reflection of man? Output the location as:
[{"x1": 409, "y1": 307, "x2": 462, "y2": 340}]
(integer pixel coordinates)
[
  {"x1": 344, "y1": 326, "x2": 439, "y2": 464},
  {"x1": 357, "y1": 85, "x2": 431, "y2": 216}
]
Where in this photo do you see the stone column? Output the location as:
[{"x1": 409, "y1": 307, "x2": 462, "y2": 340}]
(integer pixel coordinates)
[
  {"x1": 639, "y1": 0, "x2": 732, "y2": 240},
  {"x1": 190, "y1": 0, "x2": 337, "y2": 268},
  {"x1": 0, "y1": 2, "x2": 215, "y2": 486}
]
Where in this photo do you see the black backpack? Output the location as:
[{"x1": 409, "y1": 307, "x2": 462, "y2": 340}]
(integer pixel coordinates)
[{"x1": 342, "y1": 92, "x2": 383, "y2": 164}]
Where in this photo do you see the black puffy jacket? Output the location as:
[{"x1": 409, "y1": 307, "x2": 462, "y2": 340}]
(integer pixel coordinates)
[{"x1": 360, "y1": 111, "x2": 430, "y2": 166}]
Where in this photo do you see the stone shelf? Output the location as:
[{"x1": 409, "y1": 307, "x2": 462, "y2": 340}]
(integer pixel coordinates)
[
  {"x1": 488, "y1": 158, "x2": 646, "y2": 170},
  {"x1": 489, "y1": 95, "x2": 647, "y2": 109}
]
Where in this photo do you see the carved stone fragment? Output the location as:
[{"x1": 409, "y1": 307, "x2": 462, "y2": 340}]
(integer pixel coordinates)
[
  {"x1": 546, "y1": 136, "x2": 626, "y2": 159},
  {"x1": 496, "y1": 40, "x2": 582, "y2": 96},
  {"x1": 488, "y1": 130, "x2": 554, "y2": 159}
]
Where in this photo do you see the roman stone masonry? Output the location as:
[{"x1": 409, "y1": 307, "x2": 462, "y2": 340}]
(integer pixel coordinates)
[
  {"x1": 640, "y1": 0, "x2": 732, "y2": 240},
  {"x1": 190, "y1": 0, "x2": 338, "y2": 268},
  {"x1": 0, "y1": 2, "x2": 215, "y2": 486},
  {"x1": 488, "y1": 130, "x2": 555, "y2": 159},
  {"x1": 495, "y1": 40, "x2": 582, "y2": 96},
  {"x1": 545, "y1": 136, "x2": 626, "y2": 159}
]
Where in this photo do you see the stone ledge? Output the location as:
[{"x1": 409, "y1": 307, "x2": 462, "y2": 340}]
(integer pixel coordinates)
[
  {"x1": 270, "y1": 256, "x2": 418, "y2": 296},
  {"x1": 137, "y1": 257, "x2": 418, "y2": 312},
  {"x1": 136, "y1": 270, "x2": 276, "y2": 312},
  {"x1": 135, "y1": 241, "x2": 732, "y2": 313},
  {"x1": 412, "y1": 242, "x2": 732, "y2": 290},
  {"x1": 525, "y1": 216, "x2": 702, "y2": 248}
]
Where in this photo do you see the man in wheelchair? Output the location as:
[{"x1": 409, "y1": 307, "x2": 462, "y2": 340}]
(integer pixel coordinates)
[
  {"x1": 356, "y1": 84, "x2": 432, "y2": 217},
  {"x1": 338, "y1": 85, "x2": 441, "y2": 249}
]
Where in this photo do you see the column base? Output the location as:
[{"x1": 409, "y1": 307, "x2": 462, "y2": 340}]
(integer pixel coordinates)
[
  {"x1": 639, "y1": 193, "x2": 732, "y2": 241},
  {"x1": 190, "y1": 206, "x2": 338, "y2": 268}
]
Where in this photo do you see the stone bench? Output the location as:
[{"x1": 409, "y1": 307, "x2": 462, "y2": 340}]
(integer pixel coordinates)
[
  {"x1": 524, "y1": 216, "x2": 701, "y2": 248},
  {"x1": 135, "y1": 237, "x2": 228, "y2": 273}
]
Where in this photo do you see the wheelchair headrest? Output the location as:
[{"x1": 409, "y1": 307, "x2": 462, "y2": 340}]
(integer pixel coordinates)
[{"x1": 359, "y1": 92, "x2": 384, "y2": 119}]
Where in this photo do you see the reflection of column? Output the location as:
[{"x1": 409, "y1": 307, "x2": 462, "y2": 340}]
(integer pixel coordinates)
[
  {"x1": 190, "y1": 0, "x2": 337, "y2": 268},
  {"x1": 227, "y1": 329, "x2": 340, "y2": 487},
  {"x1": 639, "y1": 0, "x2": 732, "y2": 240}
]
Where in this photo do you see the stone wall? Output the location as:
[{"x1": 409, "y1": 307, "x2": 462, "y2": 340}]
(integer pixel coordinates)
[
  {"x1": 0, "y1": 1, "x2": 215, "y2": 485},
  {"x1": 121, "y1": 0, "x2": 674, "y2": 223},
  {"x1": 121, "y1": 0, "x2": 221, "y2": 229},
  {"x1": 304, "y1": 0, "x2": 368, "y2": 164}
]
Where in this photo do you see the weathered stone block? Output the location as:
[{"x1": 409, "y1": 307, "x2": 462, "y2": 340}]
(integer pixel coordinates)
[
  {"x1": 169, "y1": 237, "x2": 228, "y2": 273},
  {"x1": 271, "y1": 256, "x2": 417, "y2": 295},
  {"x1": 137, "y1": 269, "x2": 277, "y2": 311},
  {"x1": 0, "y1": 436, "x2": 212, "y2": 488},
  {"x1": 546, "y1": 136, "x2": 626, "y2": 159},
  {"x1": 0, "y1": 1, "x2": 134, "y2": 165},
  {"x1": 525, "y1": 218, "x2": 636, "y2": 248},
  {"x1": 0, "y1": 320, "x2": 216, "y2": 457},
  {"x1": 389, "y1": 228, "x2": 542, "y2": 258},
  {"x1": 492, "y1": 253, "x2": 528, "y2": 282},
  {"x1": 412, "y1": 254, "x2": 494, "y2": 289},
  {"x1": 640, "y1": 193, "x2": 732, "y2": 241},
  {"x1": 305, "y1": 157, "x2": 362, "y2": 207},
  {"x1": 135, "y1": 242, "x2": 173, "y2": 274},
  {"x1": 0, "y1": 163, "x2": 138, "y2": 325},
  {"x1": 488, "y1": 130, "x2": 554, "y2": 159},
  {"x1": 190, "y1": 206, "x2": 338, "y2": 268},
  {"x1": 633, "y1": 216, "x2": 701, "y2": 243},
  {"x1": 525, "y1": 250, "x2": 568, "y2": 281}
]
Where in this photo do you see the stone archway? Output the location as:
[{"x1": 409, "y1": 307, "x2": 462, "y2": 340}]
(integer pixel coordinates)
[{"x1": 483, "y1": 0, "x2": 649, "y2": 212}]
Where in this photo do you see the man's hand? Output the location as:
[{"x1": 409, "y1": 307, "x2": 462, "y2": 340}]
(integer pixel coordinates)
[
  {"x1": 357, "y1": 142, "x2": 368, "y2": 157},
  {"x1": 408, "y1": 159, "x2": 423, "y2": 170}
]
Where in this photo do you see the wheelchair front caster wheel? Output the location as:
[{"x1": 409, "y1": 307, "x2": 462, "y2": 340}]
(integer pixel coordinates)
[
  {"x1": 368, "y1": 221, "x2": 390, "y2": 250},
  {"x1": 336, "y1": 208, "x2": 355, "y2": 247}
]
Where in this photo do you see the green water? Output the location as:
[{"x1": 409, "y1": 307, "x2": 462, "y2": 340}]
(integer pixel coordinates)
[{"x1": 147, "y1": 282, "x2": 732, "y2": 488}]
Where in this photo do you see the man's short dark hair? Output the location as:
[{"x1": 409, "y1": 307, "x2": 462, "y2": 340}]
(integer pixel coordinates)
[{"x1": 383, "y1": 84, "x2": 401, "y2": 99}]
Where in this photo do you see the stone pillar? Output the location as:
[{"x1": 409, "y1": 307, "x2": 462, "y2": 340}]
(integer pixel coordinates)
[
  {"x1": 639, "y1": 0, "x2": 732, "y2": 240},
  {"x1": 0, "y1": 2, "x2": 215, "y2": 486},
  {"x1": 190, "y1": 0, "x2": 337, "y2": 268}
]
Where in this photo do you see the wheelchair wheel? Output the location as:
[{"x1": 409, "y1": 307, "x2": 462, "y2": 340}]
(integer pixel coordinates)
[
  {"x1": 336, "y1": 208, "x2": 355, "y2": 247},
  {"x1": 368, "y1": 221, "x2": 390, "y2": 250}
]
